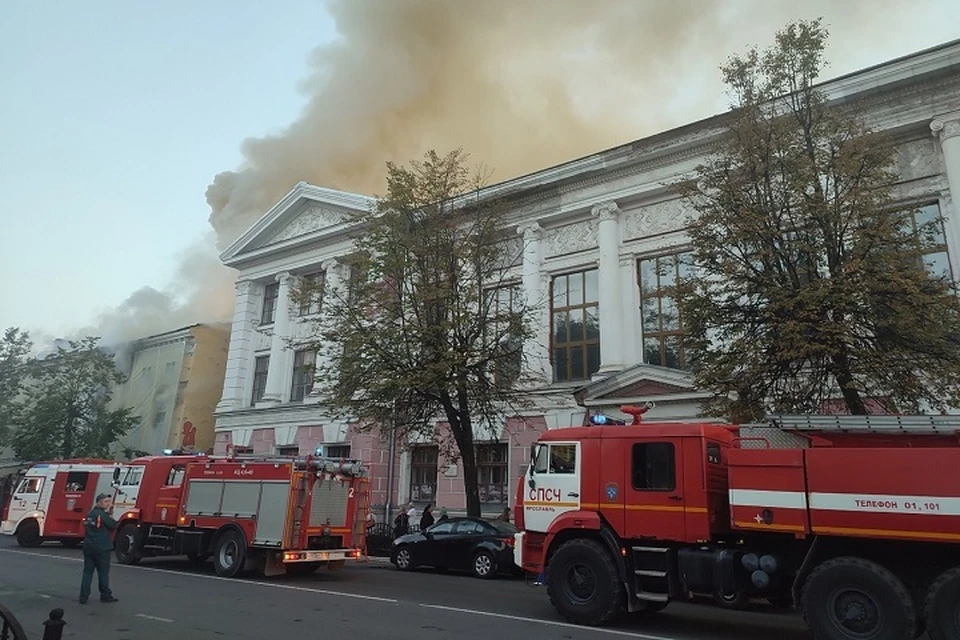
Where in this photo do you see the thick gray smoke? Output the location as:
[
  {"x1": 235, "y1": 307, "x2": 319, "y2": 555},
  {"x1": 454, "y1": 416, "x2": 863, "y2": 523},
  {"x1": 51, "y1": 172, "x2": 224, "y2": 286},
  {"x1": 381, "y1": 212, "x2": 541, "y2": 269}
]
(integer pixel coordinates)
[{"x1": 206, "y1": 0, "x2": 927, "y2": 249}]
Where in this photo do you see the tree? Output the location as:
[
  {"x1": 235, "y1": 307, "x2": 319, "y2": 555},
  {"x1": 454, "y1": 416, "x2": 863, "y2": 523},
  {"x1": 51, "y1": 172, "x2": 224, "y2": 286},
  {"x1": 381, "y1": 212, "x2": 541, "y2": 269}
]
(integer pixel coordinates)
[
  {"x1": 678, "y1": 19, "x2": 960, "y2": 421},
  {"x1": 299, "y1": 149, "x2": 535, "y2": 516},
  {"x1": 12, "y1": 337, "x2": 137, "y2": 460},
  {"x1": 0, "y1": 328, "x2": 32, "y2": 447}
]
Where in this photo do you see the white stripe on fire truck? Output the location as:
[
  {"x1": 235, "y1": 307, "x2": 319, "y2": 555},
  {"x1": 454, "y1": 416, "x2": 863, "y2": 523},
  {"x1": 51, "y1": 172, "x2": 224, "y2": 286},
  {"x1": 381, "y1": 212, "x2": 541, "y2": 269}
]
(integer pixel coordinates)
[
  {"x1": 728, "y1": 489, "x2": 807, "y2": 509},
  {"x1": 729, "y1": 489, "x2": 960, "y2": 516}
]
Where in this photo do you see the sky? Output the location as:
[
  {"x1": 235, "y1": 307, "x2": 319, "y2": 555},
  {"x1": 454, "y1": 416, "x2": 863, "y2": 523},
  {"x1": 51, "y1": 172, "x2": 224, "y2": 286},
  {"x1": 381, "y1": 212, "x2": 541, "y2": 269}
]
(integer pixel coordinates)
[{"x1": 2, "y1": 1, "x2": 959, "y2": 349}]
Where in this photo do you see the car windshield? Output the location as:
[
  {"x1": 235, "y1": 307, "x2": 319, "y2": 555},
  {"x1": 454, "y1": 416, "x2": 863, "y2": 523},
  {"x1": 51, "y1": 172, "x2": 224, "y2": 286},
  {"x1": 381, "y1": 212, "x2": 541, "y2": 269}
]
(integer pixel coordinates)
[{"x1": 488, "y1": 520, "x2": 519, "y2": 534}]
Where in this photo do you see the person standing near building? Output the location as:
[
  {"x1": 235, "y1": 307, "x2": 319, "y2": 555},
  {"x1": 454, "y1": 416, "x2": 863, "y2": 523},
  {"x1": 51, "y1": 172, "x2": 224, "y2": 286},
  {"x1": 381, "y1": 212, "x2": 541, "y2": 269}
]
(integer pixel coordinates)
[{"x1": 79, "y1": 493, "x2": 118, "y2": 604}]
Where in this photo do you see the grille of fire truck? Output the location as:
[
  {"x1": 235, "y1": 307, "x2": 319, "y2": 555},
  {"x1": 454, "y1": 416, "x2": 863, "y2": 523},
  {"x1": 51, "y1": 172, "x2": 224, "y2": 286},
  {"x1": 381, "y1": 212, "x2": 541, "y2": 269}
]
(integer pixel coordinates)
[
  {"x1": 765, "y1": 414, "x2": 958, "y2": 434},
  {"x1": 310, "y1": 479, "x2": 349, "y2": 527}
]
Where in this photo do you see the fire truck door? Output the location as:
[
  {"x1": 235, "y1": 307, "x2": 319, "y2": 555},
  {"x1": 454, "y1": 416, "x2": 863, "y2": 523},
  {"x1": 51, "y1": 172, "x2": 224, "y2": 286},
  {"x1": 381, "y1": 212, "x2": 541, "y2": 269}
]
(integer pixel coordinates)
[
  {"x1": 622, "y1": 439, "x2": 686, "y2": 541},
  {"x1": 46, "y1": 471, "x2": 96, "y2": 536},
  {"x1": 522, "y1": 442, "x2": 581, "y2": 533},
  {"x1": 152, "y1": 465, "x2": 185, "y2": 525}
]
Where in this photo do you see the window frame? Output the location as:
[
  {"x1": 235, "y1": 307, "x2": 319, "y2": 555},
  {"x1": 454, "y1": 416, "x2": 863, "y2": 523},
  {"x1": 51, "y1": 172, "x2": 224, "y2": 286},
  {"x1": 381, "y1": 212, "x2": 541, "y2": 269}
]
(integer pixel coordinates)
[
  {"x1": 410, "y1": 445, "x2": 439, "y2": 503},
  {"x1": 638, "y1": 251, "x2": 693, "y2": 370},
  {"x1": 476, "y1": 443, "x2": 508, "y2": 505},
  {"x1": 251, "y1": 355, "x2": 270, "y2": 405},
  {"x1": 298, "y1": 271, "x2": 325, "y2": 317},
  {"x1": 260, "y1": 282, "x2": 280, "y2": 325},
  {"x1": 550, "y1": 268, "x2": 601, "y2": 382},
  {"x1": 290, "y1": 348, "x2": 317, "y2": 402},
  {"x1": 631, "y1": 442, "x2": 677, "y2": 492},
  {"x1": 277, "y1": 445, "x2": 300, "y2": 457}
]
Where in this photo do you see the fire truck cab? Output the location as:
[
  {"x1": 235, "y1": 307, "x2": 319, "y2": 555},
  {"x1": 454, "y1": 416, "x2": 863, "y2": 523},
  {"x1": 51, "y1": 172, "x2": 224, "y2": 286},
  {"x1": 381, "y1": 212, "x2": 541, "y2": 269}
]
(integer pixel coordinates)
[
  {"x1": 111, "y1": 451, "x2": 370, "y2": 578},
  {"x1": 514, "y1": 407, "x2": 960, "y2": 640},
  {"x1": 1, "y1": 460, "x2": 118, "y2": 548}
]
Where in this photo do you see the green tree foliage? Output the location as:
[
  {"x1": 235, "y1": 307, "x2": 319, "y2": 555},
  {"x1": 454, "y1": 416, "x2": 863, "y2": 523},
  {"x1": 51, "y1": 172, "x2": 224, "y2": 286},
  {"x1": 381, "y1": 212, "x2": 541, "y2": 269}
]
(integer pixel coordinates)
[
  {"x1": 679, "y1": 19, "x2": 960, "y2": 421},
  {"x1": 298, "y1": 149, "x2": 535, "y2": 516},
  {"x1": 12, "y1": 337, "x2": 137, "y2": 460},
  {"x1": 0, "y1": 327, "x2": 32, "y2": 446}
]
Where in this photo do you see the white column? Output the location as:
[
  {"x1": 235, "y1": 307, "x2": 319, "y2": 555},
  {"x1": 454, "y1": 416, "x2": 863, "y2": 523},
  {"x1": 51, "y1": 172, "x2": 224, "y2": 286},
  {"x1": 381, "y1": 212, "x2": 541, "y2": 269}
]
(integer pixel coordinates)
[
  {"x1": 517, "y1": 222, "x2": 551, "y2": 384},
  {"x1": 259, "y1": 271, "x2": 294, "y2": 406},
  {"x1": 931, "y1": 114, "x2": 960, "y2": 280},
  {"x1": 619, "y1": 253, "x2": 641, "y2": 367},
  {"x1": 591, "y1": 201, "x2": 624, "y2": 377},
  {"x1": 304, "y1": 258, "x2": 348, "y2": 404},
  {"x1": 216, "y1": 279, "x2": 256, "y2": 413}
]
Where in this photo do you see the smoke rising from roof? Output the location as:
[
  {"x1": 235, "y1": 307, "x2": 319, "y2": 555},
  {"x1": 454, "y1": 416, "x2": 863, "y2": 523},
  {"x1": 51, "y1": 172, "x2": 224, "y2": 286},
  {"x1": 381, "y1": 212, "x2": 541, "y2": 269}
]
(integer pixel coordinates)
[
  {"x1": 57, "y1": 0, "x2": 940, "y2": 352},
  {"x1": 206, "y1": 0, "x2": 917, "y2": 249}
]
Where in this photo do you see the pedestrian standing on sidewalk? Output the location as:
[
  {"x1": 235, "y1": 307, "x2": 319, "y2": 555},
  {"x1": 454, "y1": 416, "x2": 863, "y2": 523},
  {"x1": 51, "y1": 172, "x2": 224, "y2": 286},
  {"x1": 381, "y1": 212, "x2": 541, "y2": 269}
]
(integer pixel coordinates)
[
  {"x1": 79, "y1": 493, "x2": 119, "y2": 604},
  {"x1": 393, "y1": 504, "x2": 409, "y2": 538},
  {"x1": 437, "y1": 507, "x2": 448, "y2": 523},
  {"x1": 420, "y1": 503, "x2": 435, "y2": 531}
]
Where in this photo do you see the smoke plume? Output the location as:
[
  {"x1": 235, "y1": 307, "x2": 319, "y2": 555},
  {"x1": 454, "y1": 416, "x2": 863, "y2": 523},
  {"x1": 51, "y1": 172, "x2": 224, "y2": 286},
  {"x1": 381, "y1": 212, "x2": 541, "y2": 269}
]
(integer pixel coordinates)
[
  {"x1": 206, "y1": 0, "x2": 923, "y2": 248},
  {"x1": 62, "y1": 0, "x2": 940, "y2": 352}
]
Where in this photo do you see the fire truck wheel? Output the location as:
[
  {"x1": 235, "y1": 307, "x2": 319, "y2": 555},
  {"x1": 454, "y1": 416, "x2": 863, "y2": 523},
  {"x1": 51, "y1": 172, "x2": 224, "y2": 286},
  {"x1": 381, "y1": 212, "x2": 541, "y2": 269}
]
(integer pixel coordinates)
[
  {"x1": 546, "y1": 538, "x2": 624, "y2": 626},
  {"x1": 15, "y1": 520, "x2": 41, "y2": 548},
  {"x1": 802, "y1": 557, "x2": 916, "y2": 640},
  {"x1": 213, "y1": 530, "x2": 247, "y2": 578},
  {"x1": 472, "y1": 550, "x2": 497, "y2": 579},
  {"x1": 114, "y1": 524, "x2": 142, "y2": 565},
  {"x1": 924, "y1": 566, "x2": 960, "y2": 640}
]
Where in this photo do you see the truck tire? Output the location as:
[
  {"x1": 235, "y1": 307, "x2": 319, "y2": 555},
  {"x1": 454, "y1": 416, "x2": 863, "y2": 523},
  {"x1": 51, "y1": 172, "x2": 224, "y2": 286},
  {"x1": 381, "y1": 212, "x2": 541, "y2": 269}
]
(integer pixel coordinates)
[
  {"x1": 546, "y1": 538, "x2": 624, "y2": 626},
  {"x1": 16, "y1": 520, "x2": 41, "y2": 548},
  {"x1": 114, "y1": 523, "x2": 142, "y2": 565},
  {"x1": 924, "y1": 566, "x2": 960, "y2": 640},
  {"x1": 213, "y1": 530, "x2": 247, "y2": 578},
  {"x1": 802, "y1": 557, "x2": 915, "y2": 640}
]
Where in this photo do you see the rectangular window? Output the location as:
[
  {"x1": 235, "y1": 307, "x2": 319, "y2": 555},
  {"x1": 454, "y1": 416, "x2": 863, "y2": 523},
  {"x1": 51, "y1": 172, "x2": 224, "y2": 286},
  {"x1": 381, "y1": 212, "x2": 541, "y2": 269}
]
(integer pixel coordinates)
[
  {"x1": 298, "y1": 272, "x2": 325, "y2": 316},
  {"x1": 484, "y1": 284, "x2": 523, "y2": 385},
  {"x1": 64, "y1": 472, "x2": 88, "y2": 492},
  {"x1": 639, "y1": 252, "x2": 693, "y2": 370},
  {"x1": 233, "y1": 446, "x2": 253, "y2": 455},
  {"x1": 290, "y1": 349, "x2": 317, "y2": 402},
  {"x1": 325, "y1": 444, "x2": 351, "y2": 459},
  {"x1": 631, "y1": 443, "x2": 676, "y2": 491},
  {"x1": 261, "y1": 282, "x2": 279, "y2": 324},
  {"x1": 165, "y1": 466, "x2": 185, "y2": 487},
  {"x1": 277, "y1": 445, "x2": 300, "y2": 457},
  {"x1": 121, "y1": 467, "x2": 143, "y2": 487},
  {"x1": 908, "y1": 202, "x2": 953, "y2": 281},
  {"x1": 410, "y1": 445, "x2": 439, "y2": 503},
  {"x1": 551, "y1": 269, "x2": 600, "y2": 382},
  {"x1": 15, "y1": 477, "x2": 43, "y2": 494},
  {"x1": 707, "y1": 442, "x2": 721, "y2": 465},
  {"x1": 533, "y1": 443, "x2": 577, "y2": 474},
  {"x1": 251, "y1": 355, "x2": 269, "y2": 404},
  {"x1": 476, "y1": 443, "x2": 508, "y2": 504}
]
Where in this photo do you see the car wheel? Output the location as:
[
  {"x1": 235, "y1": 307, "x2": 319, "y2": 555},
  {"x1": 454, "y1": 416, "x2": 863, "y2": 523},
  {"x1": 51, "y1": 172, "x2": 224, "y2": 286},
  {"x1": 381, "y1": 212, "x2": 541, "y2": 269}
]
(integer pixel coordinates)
[
  {"x1": 15, "y1": 520, "x2": 41, "y2": 548},
  {"x1": 213, "y1": 530, "x2": 247, "y2": 578},
  {"x1": 394, "y1": 546, "x2": 413, "y2": 571},
  {"x1": 472, "y1": 550, "x2": 497, "y2": 579}
]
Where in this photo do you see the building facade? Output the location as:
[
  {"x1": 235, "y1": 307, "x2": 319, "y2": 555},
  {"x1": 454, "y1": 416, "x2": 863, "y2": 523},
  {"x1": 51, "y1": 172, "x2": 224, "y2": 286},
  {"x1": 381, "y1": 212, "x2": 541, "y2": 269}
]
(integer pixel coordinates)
[
  {"x1": 110, "y1": 323, "x2": 230, "y2": 457},
  {"x1": 214, "y1": 41, "x2": 960, "y2": 519}
]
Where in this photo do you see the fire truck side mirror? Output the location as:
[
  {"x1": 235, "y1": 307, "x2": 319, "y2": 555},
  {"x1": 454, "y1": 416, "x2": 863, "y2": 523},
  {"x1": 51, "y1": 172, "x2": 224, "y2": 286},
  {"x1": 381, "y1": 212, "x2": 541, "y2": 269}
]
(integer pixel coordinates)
[{"x1": 112, "y1": 467, "x2": 121, "y2": 485}]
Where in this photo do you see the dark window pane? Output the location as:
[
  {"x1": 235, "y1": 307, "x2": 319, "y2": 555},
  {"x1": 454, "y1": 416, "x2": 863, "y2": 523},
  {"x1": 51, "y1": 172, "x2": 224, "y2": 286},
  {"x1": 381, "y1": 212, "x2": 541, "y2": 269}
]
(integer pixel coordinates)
[
  {"x1": 632, "y1": 443, "x2": 676, "y2": 491},
  {"x1": 641, "y1": 295, "x2": 659, "y2": 332},
  {"x1": 553, "y1": 348, "x2": 568, "y2": 382},
  {"x1": 570, "y1": 345, "x2": 585, "y2": 380},
  {"x1": 585, "y1": 307, "x2": 600, "y2": 341},
  {"x1": 553, "y1": 312, "x2": 568, "y2": 344},
  {"x1": 644, "y1": 338, "x2": 661, "y2": 367},
  {"x1": 664, "y1": 336, "x2": 681, "y2": 369},
  {"x1": 568, "y1": 272, "x2": 584, "y2": 306},
  {"x1": 568, "y1": 308, "x2": 585, "y2": 342},
  {"x1": 552, "y1": 275, "x2": 568, "y2": 307},
  {"x1": 586, "y1": 343, "x2": 601, "y2": 377}
]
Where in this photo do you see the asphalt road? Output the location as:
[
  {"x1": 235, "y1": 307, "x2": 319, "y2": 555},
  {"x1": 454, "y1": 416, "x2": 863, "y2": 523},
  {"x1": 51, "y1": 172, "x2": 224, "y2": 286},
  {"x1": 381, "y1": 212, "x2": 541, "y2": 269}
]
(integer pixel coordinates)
[{"x1": 0, "y1": 537, "x2": 814, "y2": 640}]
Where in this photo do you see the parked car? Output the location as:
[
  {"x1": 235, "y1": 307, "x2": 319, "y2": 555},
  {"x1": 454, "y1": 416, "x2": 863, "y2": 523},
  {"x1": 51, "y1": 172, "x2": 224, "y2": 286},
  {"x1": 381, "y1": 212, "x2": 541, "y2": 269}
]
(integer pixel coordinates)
[{"x1": 390, "y1": 517, "x2": 518, "y2": 578}]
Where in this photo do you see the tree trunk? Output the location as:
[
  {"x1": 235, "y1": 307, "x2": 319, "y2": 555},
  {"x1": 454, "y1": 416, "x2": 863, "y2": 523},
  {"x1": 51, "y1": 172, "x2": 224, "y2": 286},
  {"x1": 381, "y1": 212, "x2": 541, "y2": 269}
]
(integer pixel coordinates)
[
  {"x1": 831, "y1": 350, "x2": 867, "y2": 415},
  {"x1": 439, "y1": 387, "x2": 482, "y2": 517}
]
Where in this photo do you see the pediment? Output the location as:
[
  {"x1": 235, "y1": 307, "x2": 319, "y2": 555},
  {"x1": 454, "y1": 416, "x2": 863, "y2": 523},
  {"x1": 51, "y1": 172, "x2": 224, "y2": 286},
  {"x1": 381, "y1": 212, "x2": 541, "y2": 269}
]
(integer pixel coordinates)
[
  {"x1": 574, "y1": 363, "x2": 700, "y2": 403},
  {"x1": 220, "y1": 182, "x2": 375, "y2": 266}
]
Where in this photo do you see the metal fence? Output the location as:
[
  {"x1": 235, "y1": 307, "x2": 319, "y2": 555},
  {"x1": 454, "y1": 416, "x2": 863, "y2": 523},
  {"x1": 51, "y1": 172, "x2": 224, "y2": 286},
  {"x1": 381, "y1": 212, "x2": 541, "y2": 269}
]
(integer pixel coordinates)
[{"x1": 365, "y1": 523, "x2": 422, "y2": 557}]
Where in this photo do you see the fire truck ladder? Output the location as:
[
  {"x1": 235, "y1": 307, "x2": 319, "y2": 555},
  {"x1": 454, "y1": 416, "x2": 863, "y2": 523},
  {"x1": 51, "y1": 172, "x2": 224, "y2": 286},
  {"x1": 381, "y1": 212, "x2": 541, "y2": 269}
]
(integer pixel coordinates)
[
  {"x1": 353, "y1": 479, "x2": 371, "y2": 562},
  {"x1": 766, "y1": 414, "x2": 960, "y2": 435}
]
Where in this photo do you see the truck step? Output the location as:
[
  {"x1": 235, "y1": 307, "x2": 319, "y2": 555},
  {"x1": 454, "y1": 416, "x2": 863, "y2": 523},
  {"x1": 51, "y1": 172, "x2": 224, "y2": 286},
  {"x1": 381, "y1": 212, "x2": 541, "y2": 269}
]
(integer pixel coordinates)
[
  {"x1": 632, "y1": 546, "x2": 669, "y2": 553},
  {"x1": 637, "y1": 591, "x2": 670, "y2": 603},
  {"x1": 635, "y1": 569, "x2": 667, "y2": 578},
  {"x1": 142, "y1": 544, "x2": 170, "y2": 551}
]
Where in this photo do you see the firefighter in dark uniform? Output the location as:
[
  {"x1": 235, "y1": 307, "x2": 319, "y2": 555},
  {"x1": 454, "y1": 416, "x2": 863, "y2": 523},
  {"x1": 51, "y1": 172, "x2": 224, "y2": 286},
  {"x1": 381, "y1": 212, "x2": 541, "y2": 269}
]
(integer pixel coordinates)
[{"x1": 79, "y1": 493, "x2": 119, "y2": 604}]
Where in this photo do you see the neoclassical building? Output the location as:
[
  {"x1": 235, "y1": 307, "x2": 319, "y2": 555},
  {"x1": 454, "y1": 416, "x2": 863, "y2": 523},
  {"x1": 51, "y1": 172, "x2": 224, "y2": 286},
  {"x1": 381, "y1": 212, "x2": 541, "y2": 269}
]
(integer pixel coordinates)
[{"x1": 214, "y1": 39, "x2": 960, "y2": 518}]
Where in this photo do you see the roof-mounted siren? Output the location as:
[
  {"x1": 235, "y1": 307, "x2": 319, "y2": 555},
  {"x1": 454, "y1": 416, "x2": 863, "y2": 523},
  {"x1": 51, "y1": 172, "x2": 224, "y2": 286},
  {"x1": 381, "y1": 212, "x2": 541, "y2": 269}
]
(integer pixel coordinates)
[{"x1": 621, "y1": 402, "x2": 656, "y2": 426}]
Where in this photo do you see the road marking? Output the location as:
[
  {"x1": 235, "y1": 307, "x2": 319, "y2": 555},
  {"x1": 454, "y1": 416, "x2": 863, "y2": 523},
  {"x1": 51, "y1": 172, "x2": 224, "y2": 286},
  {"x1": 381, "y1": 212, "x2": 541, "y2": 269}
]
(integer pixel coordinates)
[
  {"x1": 420, "y1": 604, "x2": 676, "y2": 640},
  {"x1": 136, "y1": 613, "x2": 174, "y2": 623},
  {"x1": 0, "y1": 549, "x2": 398, "y2": 604}
]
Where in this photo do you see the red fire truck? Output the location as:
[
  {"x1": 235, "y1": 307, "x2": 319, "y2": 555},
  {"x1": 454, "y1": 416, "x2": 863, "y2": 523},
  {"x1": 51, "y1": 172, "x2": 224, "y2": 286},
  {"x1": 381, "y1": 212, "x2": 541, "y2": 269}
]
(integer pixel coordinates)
[
  {"x1": 1, "y1": 460, "x2": 118, "y2": 547},
  {"x1": 513, "y1": 407, "x2": 960, "y2": 640},
  {"x1": 110, "y1": 451, "x2": 370, "y2": 578}
]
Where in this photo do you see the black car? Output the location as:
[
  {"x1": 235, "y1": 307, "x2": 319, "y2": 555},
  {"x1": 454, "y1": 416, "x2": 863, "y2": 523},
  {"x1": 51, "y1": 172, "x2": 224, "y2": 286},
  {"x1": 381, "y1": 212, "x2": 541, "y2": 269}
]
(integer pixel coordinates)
[{"x1": 390, "y1": 517, "x2": 518, "y2": 578}]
